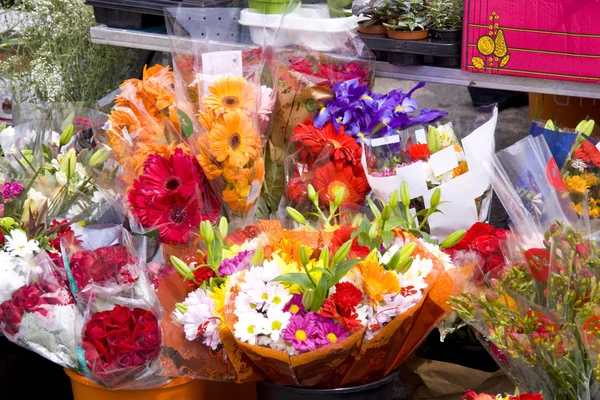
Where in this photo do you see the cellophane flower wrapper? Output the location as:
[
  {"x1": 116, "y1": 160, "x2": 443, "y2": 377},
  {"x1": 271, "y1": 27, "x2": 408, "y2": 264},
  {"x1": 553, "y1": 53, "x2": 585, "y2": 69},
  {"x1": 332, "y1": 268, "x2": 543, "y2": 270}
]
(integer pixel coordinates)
[
  {"x1": 259, "y1": 5, "x2": 375, "y2": 217},
  {"x1": 61, "y1": 225, "x2": 156, "y2": 314},
  {"x1": 559, "y1": 133, "x2": 600, "y2": 221},
  {"x1": 156, "y1": 226, "x2": 267, "y2": 382},
  {"x1": 75, "y1": 283, "x2": 169, "y2": 389},
  {"x1": 0, "y1": 251, "x2": 79, "y2": 368},
  {"x1": 101, "y1": 64, "x2": 220, "y2": 246},
  {"x1": 165, "y1": 6, "x2": 279, "y2": 226},
  {"x1": 361, "y1": 106, "x2": 498, "y2": 239},
  {"x1": 529, "y1": 120, "x2": 578, "y2": 169}
]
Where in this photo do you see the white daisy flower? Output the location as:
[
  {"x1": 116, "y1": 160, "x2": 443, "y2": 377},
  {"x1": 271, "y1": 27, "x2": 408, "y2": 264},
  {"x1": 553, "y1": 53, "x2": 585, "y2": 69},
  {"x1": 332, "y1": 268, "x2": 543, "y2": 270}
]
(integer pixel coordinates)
[
  {"x1": 234, "y1": 291, "x2": 258, "y2": 316},
  {"x1": 234, "y1": 310, "x2": 264, "y2": 345},
  {"x1": 264, "y1": 308, "x2": 291, "y2": 341},
  {"x1": 5, "y1": 230, "x2": 40, "y2": 259},
  {"x1": 265, "y1": 284, "x2": 292, "y2": 309}
]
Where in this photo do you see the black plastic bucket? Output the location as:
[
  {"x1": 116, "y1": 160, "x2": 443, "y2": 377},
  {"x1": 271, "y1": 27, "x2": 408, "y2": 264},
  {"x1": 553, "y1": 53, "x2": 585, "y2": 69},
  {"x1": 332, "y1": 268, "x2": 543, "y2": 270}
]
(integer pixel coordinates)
[{"x1": 256, "y1": 373, "x2": 397, "y2": 400}]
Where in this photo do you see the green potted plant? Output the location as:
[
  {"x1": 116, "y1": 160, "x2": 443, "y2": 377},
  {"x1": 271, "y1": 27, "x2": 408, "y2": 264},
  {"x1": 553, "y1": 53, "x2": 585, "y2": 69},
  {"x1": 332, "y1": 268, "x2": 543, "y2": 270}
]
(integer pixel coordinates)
[
  {"x1": 353, "y1": 0, "x2": 387, "y2": 35},
  {"x1": 426, "y1": 0, "x2": 463, "y2": 41},
  {"x1": 382, "y1": 0, "x2": 429, "y2": 40},
  {"x1": 248, "y1": 0, "x2": 300, "y2": 15}
]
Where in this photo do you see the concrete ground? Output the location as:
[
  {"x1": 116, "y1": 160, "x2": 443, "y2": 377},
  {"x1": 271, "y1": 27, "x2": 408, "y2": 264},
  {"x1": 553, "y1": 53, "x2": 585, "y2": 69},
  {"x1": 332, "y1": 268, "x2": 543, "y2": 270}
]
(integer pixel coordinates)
[{"x1": 372, "y1": 78, "x2": 531, "y2": 228}]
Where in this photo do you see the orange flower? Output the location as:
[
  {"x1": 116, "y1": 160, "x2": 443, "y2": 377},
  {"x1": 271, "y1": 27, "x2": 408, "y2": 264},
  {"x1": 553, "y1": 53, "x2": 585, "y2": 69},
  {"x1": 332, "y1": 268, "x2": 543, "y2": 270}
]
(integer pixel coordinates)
[
  {"x1": 196, "y1": 149, "x2": 222, "y2": 180},
  {"x1": 222, "y1": 179, "x2": 253, "y2": 213},
  {"x1": 358, "y1": 258, "x2": 400, "y2": 304},
  {"x1": 208, "y1": 111, "x2": 260, "y2": 168},
  {"x1": 311, "y1": 164, "x2": 369, "y2": 207},
  {"x1": 203, "y1": 76, "x2": 256, "y2": 116},
  {"x1": 565, "y1": 175, "x2": 589, "y2": 195},
  {"x1": 453, "y1": 161, "x2": 469, "y2": 177}
]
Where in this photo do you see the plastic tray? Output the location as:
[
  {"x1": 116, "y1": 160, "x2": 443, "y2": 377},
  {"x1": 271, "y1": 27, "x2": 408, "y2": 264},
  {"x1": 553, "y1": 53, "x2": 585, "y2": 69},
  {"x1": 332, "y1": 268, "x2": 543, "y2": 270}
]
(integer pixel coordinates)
[
  {"x1": 238, "y1": 5, "x2": 358, "y2": 51},
  {"x1": 358, "y1": 33, "x2": 461, "y2": 67}
]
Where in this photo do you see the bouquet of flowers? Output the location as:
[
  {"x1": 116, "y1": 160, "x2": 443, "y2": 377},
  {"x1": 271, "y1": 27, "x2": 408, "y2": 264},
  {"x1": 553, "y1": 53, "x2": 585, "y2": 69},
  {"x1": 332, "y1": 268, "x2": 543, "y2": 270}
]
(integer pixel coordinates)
[
  {"x1": 165, "y1": 7, "x2": 277, "y2": 223},
  {"x1": 361, "y1": 105, "x2": 498, "y2": 239},
  {"x1": 451, "y1": 133, "x2": 600, "y2": 398},
  {"x1": 218, "y1": 184, "x2": 471, "y2": 387}
]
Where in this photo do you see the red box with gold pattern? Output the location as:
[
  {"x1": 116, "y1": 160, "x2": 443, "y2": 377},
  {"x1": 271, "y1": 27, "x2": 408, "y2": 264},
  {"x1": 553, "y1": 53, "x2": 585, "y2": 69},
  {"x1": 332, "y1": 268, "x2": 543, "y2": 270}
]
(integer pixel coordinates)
[{"x1": 463, "y1": 0, "x2": 600, "y2": 83}]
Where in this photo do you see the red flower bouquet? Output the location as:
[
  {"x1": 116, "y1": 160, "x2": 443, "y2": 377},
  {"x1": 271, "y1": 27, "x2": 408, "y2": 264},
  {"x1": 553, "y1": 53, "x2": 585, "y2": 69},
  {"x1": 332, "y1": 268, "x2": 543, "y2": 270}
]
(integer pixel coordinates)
[
  {"x1": 69, "y1": 244, "x2": 137, "y2": 290},
  {"x1": 81, "y1": 305, "x2": 163, "y2": 388}
]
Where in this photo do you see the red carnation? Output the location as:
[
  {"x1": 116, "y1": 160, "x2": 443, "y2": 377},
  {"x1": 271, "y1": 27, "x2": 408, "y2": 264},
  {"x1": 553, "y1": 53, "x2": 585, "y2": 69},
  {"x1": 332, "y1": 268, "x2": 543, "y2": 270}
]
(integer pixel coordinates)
[
  {"x1": 573, "y1": 140, "x2": 600, "y2": 168},
  {"x1": 331, "y1": 282, "x2": 363, "y2": 309},
  {"x1": 192, "y1": 267, "x2": 216, "y2": 286},
  {"x1": 407, "y1": 143, "x2": 431, "y2": 161},
  {"x1": 70, "y1": 244, "x2": 137, "y2": 290}
]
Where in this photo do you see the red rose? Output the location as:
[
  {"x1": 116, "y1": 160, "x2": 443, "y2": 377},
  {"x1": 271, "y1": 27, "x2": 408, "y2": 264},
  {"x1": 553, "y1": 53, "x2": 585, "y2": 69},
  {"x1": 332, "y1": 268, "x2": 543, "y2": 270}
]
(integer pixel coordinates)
[
  {"x1": 108, "y1": 305, "x2": 133, "y2": 329},
  {"x1": 70, "y1": 244, "x2": 137, "y2": 289},
  {"x1": 12, "y1": 284, "x2": 46, "y2": 313},
  {"x1": 471, "y1": 234, "x2": 501, "y2": 256},
  {"x1": 0, "y1": 300, "x2": 23, "y2": 335},
  {"x1": 117, "y1": 350, "x2": 145, "y2": 368}
]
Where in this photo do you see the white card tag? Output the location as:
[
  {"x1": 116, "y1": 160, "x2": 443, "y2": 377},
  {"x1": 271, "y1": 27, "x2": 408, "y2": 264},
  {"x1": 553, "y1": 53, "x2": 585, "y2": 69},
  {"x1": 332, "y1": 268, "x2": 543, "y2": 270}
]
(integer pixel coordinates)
[
  {"x1": 429, "y1": 146, "x2": 459, "y2": 176},
  {"x1": 415, "y1": 129, "x2": 427, "y2": 144},
  {"x1": 201, "y1": 51, "x2": 243, "y2": 94}
]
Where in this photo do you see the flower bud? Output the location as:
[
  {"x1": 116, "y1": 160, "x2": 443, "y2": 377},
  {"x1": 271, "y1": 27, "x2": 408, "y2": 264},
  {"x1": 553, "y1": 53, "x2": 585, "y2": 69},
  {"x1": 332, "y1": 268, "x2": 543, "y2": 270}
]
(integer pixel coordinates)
[
  {"x1": 427, "y1": 125, "x2": 442, "y2": 154},
  {"x1": 88, "y1": 146, "x2": 111, "y2": 168},
  {"x1": 59, "y1": 124, "x2": 74, "y2": 146},
  {"x1": 175, "y1": 303, "x2": 188, "y2": 315},
  {"x1": 302, "y1": 289, "x2": 314, "y2": 310},
  {"x1": 440, "y1": 230, "x2": 466, "y2": 249},
  {"x1": 550, "y1": 223, "x2": 560, "y2": 234},
  {"x1": 334, "y1": 186, "x2": 346, "y2": 207},
  {"x1": 401, "y1": 181, "x2": 410, "y2": 207},
  {"x1": 60, "y1": 149, "x2": 77, "y2": 178},
  {"x1": 300, "y1": 245, "x2": 310, "y2": 266},
  {"x1": 368, "y1": 222, "x2": 378, "y2": 239},
  {"x1": 251, "y1": 246, "x2": 264, "y2": 266},
  {"x1": 307, "y1": 184, "x2": 318, "y2": 205},
  {"x1": 170, "y1": 256, "x2": 194, "y2": 281},
  {"x1": 218, "y1": 216, "x2": 228, "y2": 239},
  {"x1": 388, "y1": 191, "x2": 399, "y2": 208},
  {"x1": 381, "y1": 205, "x2": 391, "y2": 221},
  {"x1": 544, "y1": 119, "x2": 556, "y2": 131},
  {"x1": 333, "y1": 240, "x2": 351, "y2": 264},
  {"x1": 430, "y1": 188, "x2": 441, "y2": 208},
  {"x1": 286, "y1": 207, "x2": 306, "y2": 225},
  {"x1": 200, "y1": 220, "x2": 214, "y2": 244}
]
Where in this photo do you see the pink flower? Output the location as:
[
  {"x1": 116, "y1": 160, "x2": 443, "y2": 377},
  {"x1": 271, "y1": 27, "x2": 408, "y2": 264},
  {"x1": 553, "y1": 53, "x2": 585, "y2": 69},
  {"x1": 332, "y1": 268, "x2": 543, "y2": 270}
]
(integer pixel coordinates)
[
  {"x1": 282, "y1": 312, "x2": 318, "y2": 353},
  {"x1": 315, "y1": 317, "x2": 348, "y2": 347}
]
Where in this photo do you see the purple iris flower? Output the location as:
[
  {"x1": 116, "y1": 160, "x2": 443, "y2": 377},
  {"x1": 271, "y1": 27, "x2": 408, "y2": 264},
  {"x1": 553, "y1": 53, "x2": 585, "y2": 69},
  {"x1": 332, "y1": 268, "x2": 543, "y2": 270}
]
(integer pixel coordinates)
[{"x1": 217, "y1": 250, "x2": 254, "y2": 277}]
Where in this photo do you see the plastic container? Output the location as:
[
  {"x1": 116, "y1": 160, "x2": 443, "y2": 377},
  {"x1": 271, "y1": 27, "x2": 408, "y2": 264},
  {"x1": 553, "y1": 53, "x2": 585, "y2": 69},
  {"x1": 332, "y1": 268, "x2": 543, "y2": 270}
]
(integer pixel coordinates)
[
  {"x1": 238, "y1": 5, "x2": 359, "y2": 51},
  {"x1": 256, "y1": 373, "x2": 398, "y2": 400},
  {"x1": 65, "y1": 368, "x2": 258, "y2": 400},
  {"x1": 86, "y1": 0, "x2": 183, "y2": 29},
  {"x1": 248, "y1": 0, "x2": 300, "y2": 14}
]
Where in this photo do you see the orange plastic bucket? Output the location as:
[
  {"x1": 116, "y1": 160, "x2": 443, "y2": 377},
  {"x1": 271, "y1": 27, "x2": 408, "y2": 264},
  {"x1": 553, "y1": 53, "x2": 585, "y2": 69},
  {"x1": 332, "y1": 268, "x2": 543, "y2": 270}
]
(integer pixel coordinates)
[{"x1": 65, "y1": 369, "x2": 257, "y2": 400}]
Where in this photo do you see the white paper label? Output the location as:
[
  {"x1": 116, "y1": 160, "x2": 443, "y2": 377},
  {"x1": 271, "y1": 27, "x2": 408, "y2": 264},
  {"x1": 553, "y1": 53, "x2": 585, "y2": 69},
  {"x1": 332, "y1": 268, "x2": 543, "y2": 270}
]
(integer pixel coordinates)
[
  {"x1": 396, "y1": 161, "x2": 428, "y2": 199},
  {"x1": 370, "y1": 135, "x2": 400, "y2": 147},
  {"x1": 201, "y1": 51, "x2": 243, "y2": 94},
  {"x1": 429, "y1": 145, "x2": 459, "y2": 176},
  {"x1": 415, "y1": 129, "x2": 427, "y2": 144}
]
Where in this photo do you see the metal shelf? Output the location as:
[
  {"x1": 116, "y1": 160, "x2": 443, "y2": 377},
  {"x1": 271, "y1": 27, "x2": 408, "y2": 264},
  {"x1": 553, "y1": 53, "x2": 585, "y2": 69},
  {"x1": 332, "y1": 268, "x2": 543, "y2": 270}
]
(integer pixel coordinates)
[{"x1": 91, "y1": 25, "x2": 600, "y2": 99}]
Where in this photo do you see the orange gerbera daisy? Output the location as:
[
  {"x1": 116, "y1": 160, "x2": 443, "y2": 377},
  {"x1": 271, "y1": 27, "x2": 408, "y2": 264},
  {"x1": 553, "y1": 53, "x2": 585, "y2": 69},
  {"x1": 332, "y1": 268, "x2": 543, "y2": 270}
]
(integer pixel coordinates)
[
  {"x1": 196, "y1": 149, "x2": 222, "y2": 180},
  {"x1": 311, "y1": 164, "x2": 369, "y2": 207},
  {"x1": 203, "y1": 76, "x2": 256, "y2": 115},
  {"x1": 198, "y1": 110, "x2": 217, "y2": 131},
  {"x1": 358, "y1": 257, "x2": 400, "y2": 305},
  {"x1": 222, "y1": 180, "x2": 253, "y2": 213},
  {"x1": 208, "y1": 112, "x2": 260, "y2": 168}
]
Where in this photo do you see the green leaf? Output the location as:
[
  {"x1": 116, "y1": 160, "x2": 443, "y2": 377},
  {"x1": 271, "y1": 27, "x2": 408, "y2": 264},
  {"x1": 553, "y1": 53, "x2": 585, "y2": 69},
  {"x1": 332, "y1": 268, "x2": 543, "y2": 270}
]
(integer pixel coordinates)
[
  {"x1": 367, "y1": 197, "x2": 381, "y2": 220},
  {"x1": 61, "y1": 111, "x2": 75, "y2": 131},
  {"x1": 330, "y1": 259, "x2": 362, "y2": 286},
  {"x1": 381, "y1": 230, "x2": 394, "y2": 247},
  {"x1": 384, "y1": 216, "x2": 405, "y2": 231},
  {"x1": 310, "y1": 267, "x2": 334, "y2": 277},
  {"x1": 309, "y1": 277, "x2": 329, "y2": 311},
  {"x1": 272, "y1": 273, "x2": 314, "y2": 290}
]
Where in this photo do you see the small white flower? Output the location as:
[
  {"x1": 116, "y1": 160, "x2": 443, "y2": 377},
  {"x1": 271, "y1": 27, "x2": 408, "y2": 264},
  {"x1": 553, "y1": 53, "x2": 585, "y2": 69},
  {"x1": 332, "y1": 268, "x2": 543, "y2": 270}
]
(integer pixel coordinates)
[
  {"x1": 5, "y1": 230, "x2": 40, "y2": 259},
  {"x1": 234, "y1": 310, "x2": 264, "y2": 345},
  {"x1": 266, "y1": 284, "x2": 292, "y2": 309},
  {"x1": 0, "y1": 268, "x2": 25, "y2": 303},
  {"x1": 242, "y1": 279, "x2": 269, "y2": 307},
  {"x1": 264, "y1": 308, "x2": 291, "y2": 341},
  {"x1": 181, "y1": 288, "x2": 222, "y2": 349},
  {"x1": 418, "y1": 239, "x2": 455, "y2": 270},
  {"x1": 258, "y1": 259, "x2": 284, "y2": 282},
  {"x1": 55, "y1": 171, "x2": 68, "y2": 186}
]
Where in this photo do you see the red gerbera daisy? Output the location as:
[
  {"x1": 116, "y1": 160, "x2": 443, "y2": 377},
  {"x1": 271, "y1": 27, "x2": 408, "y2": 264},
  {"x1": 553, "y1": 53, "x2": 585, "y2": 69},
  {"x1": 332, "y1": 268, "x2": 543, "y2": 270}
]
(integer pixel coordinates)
[
  {"x1": 292, "y1": 120, "x2": 361, "y2": 168},
  {"x1": 129, "y1": 182, "x2": 202, "y2": 245},
  {"x1": 407, "y1": 143, "x2": 431, "y2": 162},
  {"x1": 140, "y1": 148, "x2": 201, "y2": 198},
  {"x1": 311, "y1": 163, "x2": 369, "y2": 207}
]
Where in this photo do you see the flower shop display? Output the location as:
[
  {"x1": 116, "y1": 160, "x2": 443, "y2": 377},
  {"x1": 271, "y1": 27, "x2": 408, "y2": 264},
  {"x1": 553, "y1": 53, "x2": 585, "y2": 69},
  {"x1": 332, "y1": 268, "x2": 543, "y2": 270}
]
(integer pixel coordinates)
[
  {"x1": 426, "y1": 0, "x2": 463, "y2": 41},
  {"x1": 353, "y1": 0, "x2": 387, "y2": 35}
]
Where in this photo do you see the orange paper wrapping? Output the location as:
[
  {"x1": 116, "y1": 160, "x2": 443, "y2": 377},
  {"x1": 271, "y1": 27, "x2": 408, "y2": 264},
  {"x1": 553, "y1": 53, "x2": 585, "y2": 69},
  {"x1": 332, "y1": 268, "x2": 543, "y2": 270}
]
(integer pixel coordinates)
[{"x1": 157, "y1": 245, "x2": 263, "y2": 383}]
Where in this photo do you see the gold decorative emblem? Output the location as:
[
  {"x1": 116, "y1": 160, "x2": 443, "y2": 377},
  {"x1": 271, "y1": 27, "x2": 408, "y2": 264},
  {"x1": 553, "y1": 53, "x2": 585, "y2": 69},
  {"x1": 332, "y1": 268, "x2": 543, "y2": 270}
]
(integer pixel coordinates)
[{"x1": 471, "y1": 12, "x2": 510, "y2": 70}]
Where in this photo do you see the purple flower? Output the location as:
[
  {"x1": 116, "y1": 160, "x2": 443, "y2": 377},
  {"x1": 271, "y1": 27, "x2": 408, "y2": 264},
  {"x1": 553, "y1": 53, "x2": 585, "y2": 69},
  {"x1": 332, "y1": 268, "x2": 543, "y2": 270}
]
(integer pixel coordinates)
[
  {"x1": 11, "y1": 182, "x2": 23, "y2": 197},
  {"x1": 283, "y1": 294, "x2": 305, "y2": 316},
  {"x1": 282, "y1": 312, "x2": 318, "y2": 353},
  {"x1": 315, "y1": 317, "x2": 349, "y2": 347},
  {"x1": 218, "y1": 250, "x2": 254, "y2": 277}
]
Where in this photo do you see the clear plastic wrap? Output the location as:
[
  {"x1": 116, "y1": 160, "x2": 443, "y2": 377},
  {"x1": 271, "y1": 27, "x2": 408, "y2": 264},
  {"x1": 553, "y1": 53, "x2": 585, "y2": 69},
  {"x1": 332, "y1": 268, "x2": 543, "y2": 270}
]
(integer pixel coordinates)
[
  {"x1": 166, "y1": 6, "x2": 277, "y2": 226},
  {"x1": 0, "y1": 251, "x2": 79, "y2": 368}
]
